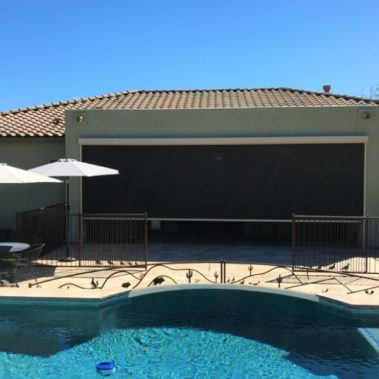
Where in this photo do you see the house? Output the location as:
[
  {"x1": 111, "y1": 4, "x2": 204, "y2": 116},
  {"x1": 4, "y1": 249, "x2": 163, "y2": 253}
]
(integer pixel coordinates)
[{"x1": 1, "y1": 87, "x2": 378, "y2": 240}]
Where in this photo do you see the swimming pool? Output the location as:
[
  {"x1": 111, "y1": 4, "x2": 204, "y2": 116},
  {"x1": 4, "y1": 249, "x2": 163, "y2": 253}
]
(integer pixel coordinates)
[{"x1": 0, "y1": 287, "x2": 379, "y2": 378}]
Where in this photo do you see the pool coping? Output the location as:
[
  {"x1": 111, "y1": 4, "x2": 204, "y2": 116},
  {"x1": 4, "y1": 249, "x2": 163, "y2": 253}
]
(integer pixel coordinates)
[
  {"x1": 1, "y1": 284, "x2": 379, "y2": 316},
  {"x1": 2, "y1": 260, "x2": 379, "y2": 315}
]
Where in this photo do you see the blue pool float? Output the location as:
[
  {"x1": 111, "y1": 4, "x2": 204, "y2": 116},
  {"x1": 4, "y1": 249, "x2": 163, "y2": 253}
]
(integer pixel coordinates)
[{"x1": 96, "y1": 361, "x2": 116, "y2": 376}]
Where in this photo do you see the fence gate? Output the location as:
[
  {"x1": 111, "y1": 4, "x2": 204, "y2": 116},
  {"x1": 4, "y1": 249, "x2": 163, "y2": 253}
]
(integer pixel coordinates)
[
  {"x1": 292, "y1": 215, "x2": 379, "y2": 273},
  {"x1": 17, "y1": 205, "x2": 148, "y2": 267},
  {"x1": 78, "y1": 214, "x2": 148, "y2": 267}
]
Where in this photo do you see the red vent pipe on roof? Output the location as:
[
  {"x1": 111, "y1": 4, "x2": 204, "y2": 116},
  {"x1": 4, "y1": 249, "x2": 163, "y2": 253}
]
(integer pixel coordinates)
[{"x1": 323, "y1": 85, "x2": 331, "y2": 93}]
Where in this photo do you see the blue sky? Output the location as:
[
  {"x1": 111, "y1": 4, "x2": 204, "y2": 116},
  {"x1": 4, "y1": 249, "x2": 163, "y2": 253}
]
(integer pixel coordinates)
[{"x1": 0, "y1": 0, "x2": 378, "y2": 111}]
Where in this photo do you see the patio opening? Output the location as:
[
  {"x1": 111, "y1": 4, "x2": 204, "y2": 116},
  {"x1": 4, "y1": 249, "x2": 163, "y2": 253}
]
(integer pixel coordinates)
[{"x1": 149, "y1": 220, "x2": 292, "y2": 243}]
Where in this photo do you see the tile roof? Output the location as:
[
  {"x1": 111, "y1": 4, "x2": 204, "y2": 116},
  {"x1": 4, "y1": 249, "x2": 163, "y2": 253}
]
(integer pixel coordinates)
[{"x1": 1, "y1": 88, "x2": 378, "y2": 137}]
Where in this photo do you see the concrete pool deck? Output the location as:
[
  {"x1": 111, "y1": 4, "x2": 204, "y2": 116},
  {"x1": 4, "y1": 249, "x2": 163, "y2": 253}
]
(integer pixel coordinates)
[
  {"x1": 0, "y1": 237, "x2": 378, "y2": 309},
  {"x1": 2, "y1": 260, "x2": 379, "y2": 310}
]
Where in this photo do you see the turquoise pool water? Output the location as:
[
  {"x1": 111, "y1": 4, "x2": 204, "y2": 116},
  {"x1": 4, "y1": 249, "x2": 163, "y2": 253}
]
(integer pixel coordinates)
[{"x1": 0, "y1": 288, "x2": 379, "y2": 378}]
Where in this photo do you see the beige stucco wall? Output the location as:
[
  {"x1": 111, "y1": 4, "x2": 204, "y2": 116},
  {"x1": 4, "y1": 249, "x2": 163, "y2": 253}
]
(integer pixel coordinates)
[
  {"x1": 0, "y1": 138, "x2": 65, "y2": 234},
  {"x1": 64, "y1": 106, "x2": 379, "y2": 216},
  {"x1": 1, "y1": 106, "x2": 376, "y2": 236}
]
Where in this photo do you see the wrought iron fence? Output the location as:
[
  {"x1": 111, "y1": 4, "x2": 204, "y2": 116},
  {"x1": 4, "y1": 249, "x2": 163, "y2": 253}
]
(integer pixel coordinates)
[
  {"x1": 78, "y1": 213, "x2": 148, "y2": 267},
  {"x1": 16, "y1": 204, "x2": 148, "y2": 267},
  {"x1": 292, "y1": 215, "x2": 379, "y2": 273},
  {"x1": 16, "y1": 203, "x2": 66, "y2": 255}
]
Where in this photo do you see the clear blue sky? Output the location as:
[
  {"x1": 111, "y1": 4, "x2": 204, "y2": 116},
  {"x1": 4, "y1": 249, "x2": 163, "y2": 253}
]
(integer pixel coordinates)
[{"x1": 0, "y1": 0, "x2": 378, "y2": 111}]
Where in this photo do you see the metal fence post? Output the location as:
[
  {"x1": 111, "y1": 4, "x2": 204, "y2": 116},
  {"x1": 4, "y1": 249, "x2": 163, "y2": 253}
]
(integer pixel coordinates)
[
  {"x1": 291, "y1": 214, "x2": 296, "y2": 274},
  {"x1": 78, "y1": 213, "x2": 82, "y2": 267},
  {"x1": 220, "y1": 261, "x2": 226, "y2": 284},
  {"x1": 144, "y1": 212, "x2": 148, "y2": 267},
  {"x1": 364, "y1": 215, "x2": 369, "y2": 273}
]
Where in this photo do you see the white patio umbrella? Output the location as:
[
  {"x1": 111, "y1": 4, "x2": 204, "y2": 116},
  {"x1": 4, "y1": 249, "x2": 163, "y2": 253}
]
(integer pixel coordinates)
[
  {"x1": 0, "y1": 163, "x2": 61, "y2": 253},
  {"x1": 29, "y1": 158, "x2": 119, "y2": 260},
  {"x1": 0, "y1": 163, "x2": 62, "y2": 184}
]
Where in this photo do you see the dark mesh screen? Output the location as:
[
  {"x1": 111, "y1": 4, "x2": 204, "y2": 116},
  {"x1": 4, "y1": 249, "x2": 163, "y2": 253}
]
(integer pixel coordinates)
[{"x1": 82, "y1": 144, "x2": 364, "y2": 219}]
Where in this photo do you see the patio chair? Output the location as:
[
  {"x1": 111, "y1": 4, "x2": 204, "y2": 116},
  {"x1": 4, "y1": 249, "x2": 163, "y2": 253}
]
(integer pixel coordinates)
[
  {"x1": 0, "y1": 253, "x2": 21, "y2": 283},
  {"x1": 20, "y1": 243, "x2": 45, "y2": 266}
]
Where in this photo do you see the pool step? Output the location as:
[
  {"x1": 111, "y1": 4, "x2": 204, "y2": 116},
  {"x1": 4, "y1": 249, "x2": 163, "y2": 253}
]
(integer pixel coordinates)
[{"x1": 359, "y1": 328, "x2": 379, "y2": 353}]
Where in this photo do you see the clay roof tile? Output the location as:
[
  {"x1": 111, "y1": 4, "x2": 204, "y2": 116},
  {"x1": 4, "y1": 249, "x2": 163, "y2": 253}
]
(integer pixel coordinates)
[{"x1": 1, "y1": 88, "x2": 378, "y2": 137}]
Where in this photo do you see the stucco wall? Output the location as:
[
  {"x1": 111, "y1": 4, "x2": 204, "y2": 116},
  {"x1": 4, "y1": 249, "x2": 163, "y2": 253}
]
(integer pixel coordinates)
[
  {"x1": 1, "y1": 106, "x2": 376, "y2": 236},
  {"x1": 64, "y1": 106, "x2": 379, "y2": 216},
  {"x1": 0, "y1": 138, "x2": 65, "y2": 234}
]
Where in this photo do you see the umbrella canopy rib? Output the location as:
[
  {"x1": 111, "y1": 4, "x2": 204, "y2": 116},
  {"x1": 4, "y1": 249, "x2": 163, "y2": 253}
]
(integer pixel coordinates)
[{"x1": 0, "y1": 163, "x2": 62, "y2": 183}]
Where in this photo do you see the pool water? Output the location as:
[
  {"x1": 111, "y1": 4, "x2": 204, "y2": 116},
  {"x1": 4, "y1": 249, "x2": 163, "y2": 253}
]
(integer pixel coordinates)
[
  {"x1": 1, "y1": 288, "x2": 379, "y2": 378},
  {"x1": 0, "y1": 327, "x2": 341, "y2": 379}
]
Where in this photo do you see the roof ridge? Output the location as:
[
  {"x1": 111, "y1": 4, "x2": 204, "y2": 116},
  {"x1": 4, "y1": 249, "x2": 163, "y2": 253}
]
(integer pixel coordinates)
[
  {"x1": 0, "y1": 90, "x2": 131, "y2": 116},
  {"x1": 278, "y1": 87, "x2": 379, "y2": 104},
  {"x1": 1, "y1": 87, "x2": 378, "y2": 116}
]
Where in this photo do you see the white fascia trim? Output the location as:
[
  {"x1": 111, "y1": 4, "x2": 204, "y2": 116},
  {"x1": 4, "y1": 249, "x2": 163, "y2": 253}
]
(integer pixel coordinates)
[{"x1": 79, "y1": 136, "x2": 368, "y2": 146}]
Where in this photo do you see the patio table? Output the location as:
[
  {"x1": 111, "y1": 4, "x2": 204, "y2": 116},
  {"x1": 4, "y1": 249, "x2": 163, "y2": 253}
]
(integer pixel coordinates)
[{"x1": 0, "y1": 242, "x2": 30, "y2": 254}]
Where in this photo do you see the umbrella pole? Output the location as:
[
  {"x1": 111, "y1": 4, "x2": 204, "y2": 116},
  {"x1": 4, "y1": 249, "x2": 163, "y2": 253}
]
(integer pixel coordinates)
[
  {"x1": 60, "y1": 177, "x2": 76, "y2": 262},
  {"x1": 66, "y1": 177, "x2": 70, "y2": 258}
]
